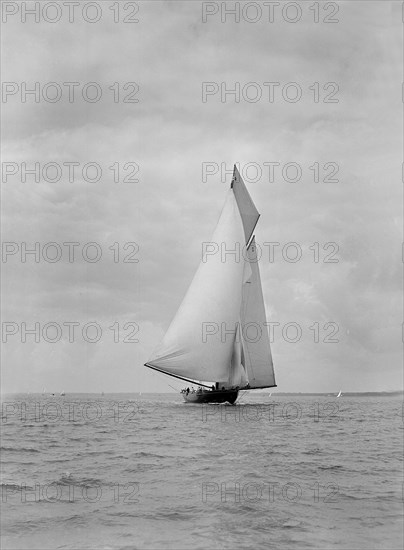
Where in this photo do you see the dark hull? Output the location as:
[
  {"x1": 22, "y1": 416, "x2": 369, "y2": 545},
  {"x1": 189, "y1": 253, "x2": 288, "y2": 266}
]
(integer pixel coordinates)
[{"x1": 182, "y1": 390, "x2": 239, "y2": 405}]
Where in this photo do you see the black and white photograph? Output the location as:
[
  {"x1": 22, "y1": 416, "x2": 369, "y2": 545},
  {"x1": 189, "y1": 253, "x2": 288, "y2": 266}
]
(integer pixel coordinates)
[{"x1": 1, "y1": 1, "x2": 402, "y2": 549}]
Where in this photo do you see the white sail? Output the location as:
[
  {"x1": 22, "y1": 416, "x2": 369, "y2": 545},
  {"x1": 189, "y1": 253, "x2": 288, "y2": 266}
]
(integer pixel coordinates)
[
  {"x1": 228, "y1": 323, "x2": 248, "y2": 387},
  {"x1": 241, "y1": 237, "x2": 276, "y2": 388},
  {"x1": 146, "y1": 166, "x2": 276, "y2": 393},
  {"x1": 147, "y1": 189, "x2": 247, "y2": 384},
  {"x1": 232, "y1": 166, "x2": 259, "y2": 245}
]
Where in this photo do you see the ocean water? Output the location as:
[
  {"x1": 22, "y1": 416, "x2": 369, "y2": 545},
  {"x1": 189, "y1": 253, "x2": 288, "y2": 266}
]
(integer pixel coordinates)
[{"x1": 1, "y1": 393, "x2": 402, "y2": 550}]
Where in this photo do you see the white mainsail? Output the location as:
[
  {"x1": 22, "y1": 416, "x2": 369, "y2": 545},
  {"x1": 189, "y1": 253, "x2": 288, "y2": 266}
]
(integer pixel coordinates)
[
  {"x1": 147, "y1": 189, "x2": 247, "y2": 384},
  {"x1": 146, "y1": 166, "x2": 276, "y2": 390},
  {"x1": 241, "y1": 237, "x2": 276, "y2": 388}
]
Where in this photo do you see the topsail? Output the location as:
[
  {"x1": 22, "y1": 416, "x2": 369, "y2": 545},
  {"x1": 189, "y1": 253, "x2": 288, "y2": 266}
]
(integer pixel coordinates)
[{"x1": 231, "y1": 165, "x2": 260, "y2": 244}]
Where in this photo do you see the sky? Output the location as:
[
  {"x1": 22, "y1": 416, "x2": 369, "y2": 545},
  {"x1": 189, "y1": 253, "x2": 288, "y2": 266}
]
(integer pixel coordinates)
[{"x1": 1, "y1": 0, "x2": 402, "y2": 393}]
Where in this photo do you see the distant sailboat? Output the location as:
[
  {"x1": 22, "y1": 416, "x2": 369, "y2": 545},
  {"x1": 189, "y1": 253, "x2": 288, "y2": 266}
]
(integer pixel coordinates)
[
  {"x1": 145, "y1": 166, "x2": 276, "y2": 404},
  {"x1": 60, "y1": 390, "x2": 65, "y2": 396},
  {"x1": 337, "y1": 390, "x2": 342, "y2": 398}
]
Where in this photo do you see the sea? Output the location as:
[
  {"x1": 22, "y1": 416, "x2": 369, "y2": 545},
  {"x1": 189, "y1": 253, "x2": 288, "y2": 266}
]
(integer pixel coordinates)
[{"x1": 1, "y1": 392, "x2": 402, "y2": 550}]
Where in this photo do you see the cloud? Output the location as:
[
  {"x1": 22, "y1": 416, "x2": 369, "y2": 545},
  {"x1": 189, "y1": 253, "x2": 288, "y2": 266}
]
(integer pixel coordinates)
[{"x1": 2, "y1": 1, "x2": 401, "y2": 392}]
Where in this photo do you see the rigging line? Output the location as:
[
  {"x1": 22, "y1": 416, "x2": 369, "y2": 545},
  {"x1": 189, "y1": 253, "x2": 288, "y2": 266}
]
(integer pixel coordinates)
[
  {"x1": 237, "y1": 391, "x2": 248, "y2": 404},
  {"x1": 148, "y1": 365, "x2": 183, "y2": 392},
  {"x1": 167, "y1": 382, "x2": 181, "y2": 392}
]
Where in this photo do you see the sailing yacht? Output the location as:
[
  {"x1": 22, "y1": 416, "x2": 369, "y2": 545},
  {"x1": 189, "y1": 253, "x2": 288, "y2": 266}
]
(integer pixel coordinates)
[
  {"x1": 145, "y1": 166, "x2": 276, "y2": 404},
  {"x1": 336, "y1": 390, "x2": 342, "y2": 398}
]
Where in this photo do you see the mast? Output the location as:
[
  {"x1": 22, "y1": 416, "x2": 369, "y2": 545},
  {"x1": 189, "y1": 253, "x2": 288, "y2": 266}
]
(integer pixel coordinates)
[{"x1": 231, "y1": 165, "x2": 276, "y2": 389}]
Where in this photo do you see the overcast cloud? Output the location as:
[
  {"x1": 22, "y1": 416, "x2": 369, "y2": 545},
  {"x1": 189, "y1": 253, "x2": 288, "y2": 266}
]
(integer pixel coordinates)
[{"x1": 1, "y1": 1, "x2": 402, "y2": 393}]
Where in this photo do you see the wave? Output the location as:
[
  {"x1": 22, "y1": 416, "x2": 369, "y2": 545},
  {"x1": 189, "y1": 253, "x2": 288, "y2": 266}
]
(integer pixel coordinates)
[
  {"x1": 302, "y1": 449, "x2": 322, "y2": 455},
  {"x1": 282, "y1": 520, "x2": 303, "y2": 529},
  {"x1": 57, "y1": 474, "x2": 105, "y2": 487},
  {"x1": 1, "y1": 446, "x2": 39, "y2": 453},
  {"x1": 0, "y1": 483, "x2": 28, "y2": 491},
  {"x1": 131, "y1": 451, "x2": 169, "y2": 459}
]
